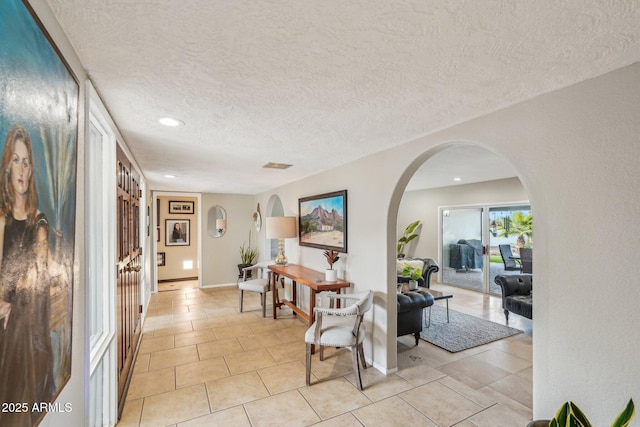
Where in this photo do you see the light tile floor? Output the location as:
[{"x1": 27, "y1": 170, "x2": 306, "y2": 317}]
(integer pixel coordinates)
[{"x1": 117, "y1": 281, "x2": 533, "y2": 427}]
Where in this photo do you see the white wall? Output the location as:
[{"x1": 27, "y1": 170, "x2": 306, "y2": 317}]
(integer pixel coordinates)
[
  {"x1": 200, "y1": 193, "x2": 257, "y2": 286},
  {"x1": 257, "y1": 64, "x2": 640, "y2": 423},
  {"x1": 398, "y1": 177, "x2": 528, "y2": 260}
]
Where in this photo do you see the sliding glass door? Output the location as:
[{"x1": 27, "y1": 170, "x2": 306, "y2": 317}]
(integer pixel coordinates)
[
  {"x1": 441, "y1": 204, "x2": 531, "y2": 294},
  {"x1": 488, "y1": 205, "x2": 532, "y2": 289},
  {"x1": 441, "y1": 207, "x2": 485, "y2": 292}
]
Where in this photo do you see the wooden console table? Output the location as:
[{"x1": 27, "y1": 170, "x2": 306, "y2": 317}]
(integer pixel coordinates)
[{"x1": 268, "y1": 264, "x2": 351, "y2": 325}]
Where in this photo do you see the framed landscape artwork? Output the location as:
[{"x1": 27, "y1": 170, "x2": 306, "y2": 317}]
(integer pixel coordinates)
[
  {"x1": 166, "y1": 219, "x2": 190, "y2": 246},
  {"x1": 298, "y1": 190, "x2": 347, "y2": 252},
  {"x1": 0, "y1": 1, "x2": 79, "y2": 425}
]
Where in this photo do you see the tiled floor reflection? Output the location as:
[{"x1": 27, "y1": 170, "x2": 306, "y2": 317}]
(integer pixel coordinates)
[{"x1": 117, "y1": 281, "x2": 533, "y2": 426}]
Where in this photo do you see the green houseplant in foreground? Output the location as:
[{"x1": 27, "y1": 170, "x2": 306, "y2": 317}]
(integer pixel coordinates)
[{"x1": 537, "y1": 398, "x2": 635, "y2": 427}]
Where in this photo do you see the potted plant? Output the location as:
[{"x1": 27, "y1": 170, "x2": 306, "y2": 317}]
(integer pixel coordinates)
[
  {"x1": 397, "y1": 220, "x2": 421, "y2": 258},
  {"x1": 527, "y1": 398, "x2": 635, "y2": 427},
  {"x1": 401, "y1": 263, "x2": 422, "y2": 290},
  {"x1": 238, "y1": 231, "x2": 258, "y2": 278},
  {"x1": 323, "y1": 250, "x2": 340, "y2": 282}
]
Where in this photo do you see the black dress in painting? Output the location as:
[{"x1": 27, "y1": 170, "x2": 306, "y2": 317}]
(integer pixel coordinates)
[{"x1": 0, "y1": 213, "x2": 55, "y2": 426}]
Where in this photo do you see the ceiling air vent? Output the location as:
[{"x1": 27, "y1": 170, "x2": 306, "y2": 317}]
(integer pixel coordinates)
[{"x1": 263, "y1": 162, "x2": 293, "y2": 170}]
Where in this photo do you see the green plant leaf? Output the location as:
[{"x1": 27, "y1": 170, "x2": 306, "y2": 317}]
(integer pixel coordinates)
[
  {"x1": 397, "y1": 220, "x2": 421, "y2": 257},
  {"x1": 568, "y1": 413, "x2": 584, "y2": 427},
  {"x1": 554, "y1": 402, "x2": 571, "y2": 426},
  {"x1": 569, "y1": 402, "x2": 592, "y2": 427},
  {"x1": 611, "y1": 399, "x2": 635, "y2": 427},
  {"x1": 405, "y1": 220, "x2": 420, "y2": 234}
]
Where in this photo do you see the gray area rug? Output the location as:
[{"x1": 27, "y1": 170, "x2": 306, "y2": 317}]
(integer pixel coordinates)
[{"x1": 420, "y1": 305, "x2": 522, "y2": 352}]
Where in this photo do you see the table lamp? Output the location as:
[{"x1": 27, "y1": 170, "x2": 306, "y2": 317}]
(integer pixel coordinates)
[{"x1": 266, "y1": 216, "x2": 297, "y2": 265}]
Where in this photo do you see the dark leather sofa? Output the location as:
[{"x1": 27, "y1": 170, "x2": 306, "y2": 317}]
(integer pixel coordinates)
[
  {"x1": 397, "y1": 289, "x2": 434, "y2": 345},
  {"x1": 494, "y1": 274, "x2": 533, "y2": 322},
  {"x1": 396, "y1": 257, "x2": 439, "y2": 288}
]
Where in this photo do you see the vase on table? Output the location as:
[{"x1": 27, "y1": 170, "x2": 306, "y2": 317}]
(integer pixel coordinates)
[{"x1": 325, "y1": 269, "x2": 337, "y2": 282}]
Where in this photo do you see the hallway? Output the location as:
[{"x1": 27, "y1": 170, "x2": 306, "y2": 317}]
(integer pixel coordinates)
[{"x1": 117, "y1": 282, "x2": 533, "y2": 426}]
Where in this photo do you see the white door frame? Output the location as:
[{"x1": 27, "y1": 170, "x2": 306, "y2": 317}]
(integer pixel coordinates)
[{"x1": 86, "y1": 82, "x2": 117, "y2": 426}]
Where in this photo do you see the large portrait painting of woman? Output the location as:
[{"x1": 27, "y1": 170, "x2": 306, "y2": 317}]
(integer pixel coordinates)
[{"x1": 0, "y1": 1, "x2": 78, "y2": 426}]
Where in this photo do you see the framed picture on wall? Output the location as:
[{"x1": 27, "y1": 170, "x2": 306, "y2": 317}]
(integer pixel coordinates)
[
  {"x1": 169, "y1": 200, "x2": 194, "y2": 214},
  {"x1": 157, "y1": 252, "x2": 166, "y2": 266},
  {"x1": 166, "y1": 219, "x2": 190, "y2": 246},
  {"x1": 298, "y1": 190, "x2": 347, "y2": 252}
]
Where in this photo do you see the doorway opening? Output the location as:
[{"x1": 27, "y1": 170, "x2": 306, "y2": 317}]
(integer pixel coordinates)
[{"x1": 153, "y1": 192, "x2": 202, "y2": 291}]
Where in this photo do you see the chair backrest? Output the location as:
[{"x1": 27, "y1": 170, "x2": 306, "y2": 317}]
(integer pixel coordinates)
[
  {"x1": 241, "y1": 262, "x2": 272, "y2": 281},
  {"x1": 352, "y1": 290, "x2": 373, "y2": 337},
  {"x1": 499, "y1": 244, "x2": 518, "y2": 269},
  {"x1": 355, "y1": 290, "x2": 374, "y2": 315},
  {"x1": 520, "y1": 248, "x2": 533, "y2": 274}
]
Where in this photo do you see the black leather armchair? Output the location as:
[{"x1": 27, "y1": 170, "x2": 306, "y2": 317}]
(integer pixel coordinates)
[
  {"x1": 397, "y1": 289, "x2": 434, "y2": 345},
  {"x1": 397, "y1": 257, "x2": 439, "y2": 288},
  {"x1": 494, "y1": 274, "x2": 533, "y2": 322}
]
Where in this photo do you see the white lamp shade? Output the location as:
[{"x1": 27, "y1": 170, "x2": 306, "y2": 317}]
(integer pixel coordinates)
[
  {"x1": 216, "y1": 218, "x2": 226, "y2": 230},
  {"x1": 266, "y1": 216, "x2": 297, "y2": 239}
]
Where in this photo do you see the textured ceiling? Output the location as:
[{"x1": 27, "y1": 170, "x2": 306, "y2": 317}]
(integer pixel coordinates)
[{"x1": 46, "y1": 0, "x2": 640, "y2": 194}]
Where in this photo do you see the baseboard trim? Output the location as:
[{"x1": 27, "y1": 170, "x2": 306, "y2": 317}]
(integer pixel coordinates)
[{"x1": 158, "y1": 277, "x2": 198, "y2": 283}]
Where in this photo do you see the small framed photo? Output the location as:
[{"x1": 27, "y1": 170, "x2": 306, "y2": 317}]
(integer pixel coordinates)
[
  {"x1": 157, "y1": 252, "x2": 166, "y2": 266},
  {"x1": 169, "y1": 200, "x2": 194, "y2": 214},
  {"x1": 166, "y1": 219, "x2": 190, "y2": 246}
]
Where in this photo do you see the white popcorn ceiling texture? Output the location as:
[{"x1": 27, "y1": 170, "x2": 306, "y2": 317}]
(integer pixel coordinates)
[{"x1": 47, "y1": 0, "x2": 640, "y2": 194}]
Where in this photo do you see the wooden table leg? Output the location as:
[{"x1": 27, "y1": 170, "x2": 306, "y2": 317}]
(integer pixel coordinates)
[
  {"x1": 292, "y1": 280, "x2": 297, "y2": 317},
  {"x1": 309, "y1": 289, "x2": 316, "y2": 325},
  {"x1": 271, "y1": 273, "x2": 278, "y2": 319}
]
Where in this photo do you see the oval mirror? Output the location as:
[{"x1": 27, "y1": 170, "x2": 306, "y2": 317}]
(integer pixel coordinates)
[{"x1": 208, "y1": 205, "x2": 227, "y2": 238}]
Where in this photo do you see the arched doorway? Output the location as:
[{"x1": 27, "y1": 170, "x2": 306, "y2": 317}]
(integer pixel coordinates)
[
  {"x1": 395, "y1": 144, "x2": 531, "y2": 295},
  {"x1": 388, "y1": 142, "x2": 533, "y2": 369},
  {"x1": 266, "y1": 194, "x2": 285, "y2": 259}
]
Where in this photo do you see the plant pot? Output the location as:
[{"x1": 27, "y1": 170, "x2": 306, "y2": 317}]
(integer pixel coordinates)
[
  {"x1": 325, "y1": 269, "x2": 337, "y2": 282},
  {"x1": 409, "y1": 280, "x2": 418, "y2": 290},
  {"x1": 526, "y1": 421, "x2": 550, "y2": 427},
  {"x1": 238, "y1": 263, "x2": 253, "y2": 278}
]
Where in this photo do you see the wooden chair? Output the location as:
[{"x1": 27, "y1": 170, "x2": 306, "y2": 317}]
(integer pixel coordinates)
[{"x1": 304, "y1": 290, "x2": 374, "y2": 391}]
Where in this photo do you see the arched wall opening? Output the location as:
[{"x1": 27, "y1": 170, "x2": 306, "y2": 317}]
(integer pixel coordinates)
[
  {"x1": 386, "y1": 141, "x2": 533, "y2": 369},
  {"x1": 265, "y1": 194, "x2": 285, "y2": 260}
]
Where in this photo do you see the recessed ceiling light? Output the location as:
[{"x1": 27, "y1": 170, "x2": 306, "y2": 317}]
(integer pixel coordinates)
[
  {"x1": 159, "y1": 117, "x2": 184, "y2": 127},
  {"x1": 263, "y1": 162, "x2": 293, "y2": 170},
  {"x1": 453, "y1": 177, "x2": 462, "y2": 181},
  {"x1": 164, "y1": 174, "x2": 176, "y2": 178}
]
